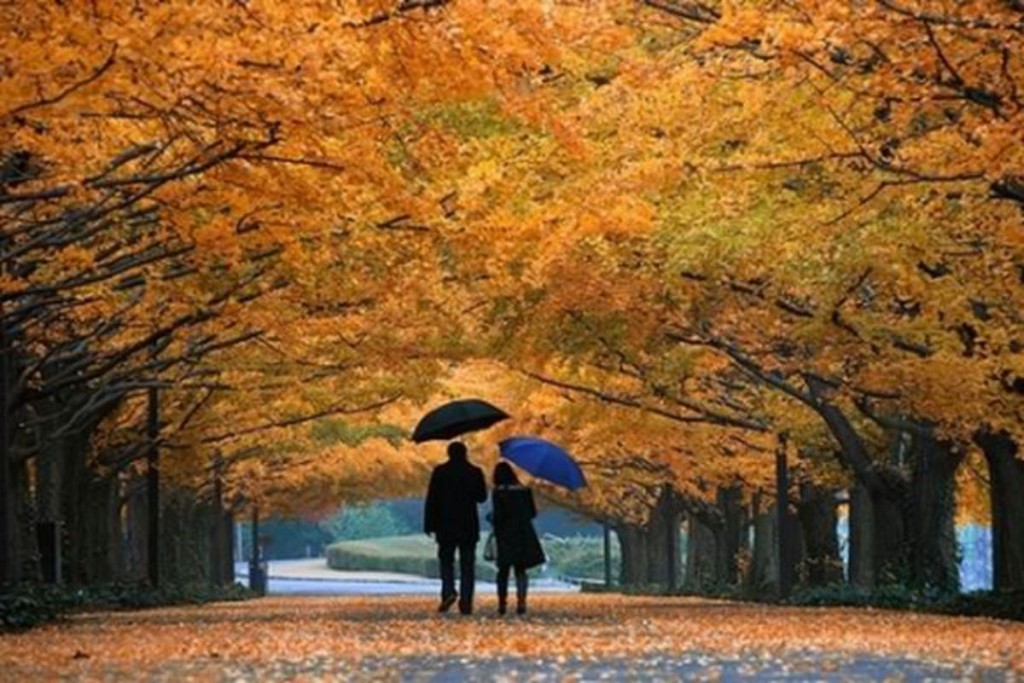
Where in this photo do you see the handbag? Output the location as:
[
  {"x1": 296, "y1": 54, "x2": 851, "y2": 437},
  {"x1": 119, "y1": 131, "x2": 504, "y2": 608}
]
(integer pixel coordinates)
[{"x1": 482, "y1": 531, "x2": 497, "y2": 562}]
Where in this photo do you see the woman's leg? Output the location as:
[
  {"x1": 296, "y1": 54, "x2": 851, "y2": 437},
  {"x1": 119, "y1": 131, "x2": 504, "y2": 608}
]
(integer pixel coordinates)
[
  {"x1": 514, "y1": 565, "x2": 528, "y2": 614},
  {"x1": 496, "y1": 563, "x2": 510, "y2": 614}
]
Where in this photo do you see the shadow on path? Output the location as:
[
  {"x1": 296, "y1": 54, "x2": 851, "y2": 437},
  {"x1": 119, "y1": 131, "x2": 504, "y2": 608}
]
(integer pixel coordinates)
[{"x1": 98, "y1": 653, "x2": 1011, "y2": 682}]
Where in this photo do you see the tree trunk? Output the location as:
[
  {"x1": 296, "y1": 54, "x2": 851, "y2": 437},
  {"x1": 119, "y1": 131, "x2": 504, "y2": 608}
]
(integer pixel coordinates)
[
  {"x1": 59, "y1": 432, "x2": 88, "y2": 584},
  {"x1": 872, "y1": 486, "x2": 910, "y2": 585},
  {"x1": 146, "y1": 382, "x2": 160, "y2": 588},
  {"x1": 717, "y1": 485, "x2": 746, "y2": 587},
  {"x1": 9, "y1": 455, "x2": 35, "y2": 583},
  {"x1": 122, "y1": 472, "x2": 148, "y2": 582},
  {"x1": 52, "y1": 403, "x2": 124, "y2": 585},
  {"x1": 79, "y1": 474, "x2": 117, "y2": 584},
  {"x1": 848, "y1": 470, "x2": 910, "y2": 591},
  {"x1": 797, "y1": 483, "x2": 842, "y2": 587},
  {"x1": 645, "y1": 521, "x2": 668, "y2": 587},
  {"x1": 59, "y1": 438, "x2": 118, "y2": 584},
  {"x1": 644, "y1": 488, "x2": 680, "y2": 590},
  {"x1": 804, "y1": 379, "x2": 917, "y2": 591},
  {"x1": 616, "y1": 524, "x2": 649, "y2": 589},
  {"x1": 106, "y1": 471, "x2": 122, "y2": 581},
  {"x1": 684, "y1": 513, "x2": 720, "y2": 592},
  {"x1": 747, "y1": 494, "x2": 778, "y2": 595},
  {"x1": 848, "y1": 482, "x2": 874, "y2": 589},
  {"x1": 603, "y1": 523, "x2": 612, "y2": 588},
  {"x1": 34, "y1": 426, "x2": 63, "y2": 584},
  {"x1": 222, "y1": 510, "x2": 235, "y2": 585},
  {"x1": 209, "y1": 477, "x2": 236, "y2": 587},
  {"x1": 775, "y1": 441, "x2": 797, "y2": 599},
  {"x1": 907, "y1": 433, "x2": 961, "y2": 592},
  {"x1": 160, "y1": 488, "x2": 182, "y2": 585},
  {"x1": 977, "y1": 431, "x2": 1024, "y2": 592},
  {"x1": 0, "y1": 322, "x2": 11, "y2": 591}
]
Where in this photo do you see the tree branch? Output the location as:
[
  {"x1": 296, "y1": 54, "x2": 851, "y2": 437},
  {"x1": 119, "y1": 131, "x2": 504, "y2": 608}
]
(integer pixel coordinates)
[
  {"x1": 5, "y1": 47, "x2": 117, "y2": 119},
  {"x1": 201, "y1": 395, "x2": 402, "y2": 444}
]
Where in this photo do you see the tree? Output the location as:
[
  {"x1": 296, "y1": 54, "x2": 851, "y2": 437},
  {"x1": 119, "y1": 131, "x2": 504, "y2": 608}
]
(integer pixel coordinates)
[
  {"x1": 320, "y1": 502, "x2": 411, "y2": 542},
  {"x1": 3, "y1": 0, "x2": 1020, "y2": 600}
]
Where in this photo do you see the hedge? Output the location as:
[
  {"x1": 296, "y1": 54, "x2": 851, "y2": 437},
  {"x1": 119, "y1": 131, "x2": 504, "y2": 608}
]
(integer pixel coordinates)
[
  {"x1": 0, "y1": 582, "x2": 253, "y2": 631},
  {"x1": 326, "y1": 535, "x2": 498, "y2": 581}
]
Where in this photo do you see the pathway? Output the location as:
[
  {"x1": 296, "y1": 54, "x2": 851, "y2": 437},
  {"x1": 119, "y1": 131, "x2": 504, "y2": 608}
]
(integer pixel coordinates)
[
  {"x1": 237, "y1": 558, "x2": 579, "y2": 595},
  {"x1": 1, "y1": 595, "x2": 1021, "y2": 681}
]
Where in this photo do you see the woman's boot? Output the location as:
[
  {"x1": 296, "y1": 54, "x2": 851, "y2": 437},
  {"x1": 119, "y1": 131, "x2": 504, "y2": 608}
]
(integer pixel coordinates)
[
  {"x1": 515, "y1": 571, "x2": 528, "y2": 615},
  {"x1": 497, "y1": 567, "x2": 508, "y2": 615}
]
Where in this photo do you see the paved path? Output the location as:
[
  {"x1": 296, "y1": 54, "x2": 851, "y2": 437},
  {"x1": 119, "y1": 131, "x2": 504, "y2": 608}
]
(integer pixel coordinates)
[
  {"x1": 236, "y1": 559, "x2": 579, "y2": 595},
  {"x1": 99, "y1": 653, "x2": 1012, "y2": 681},
  {"x1": 249, "y1": 558, "x2": 436, "y2": 583}
]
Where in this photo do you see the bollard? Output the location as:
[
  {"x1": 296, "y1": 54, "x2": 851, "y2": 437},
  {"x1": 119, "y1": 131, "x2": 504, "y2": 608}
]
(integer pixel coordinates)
[{"x1": 249, "y1": 559, "x2": 268, "y2": 596}]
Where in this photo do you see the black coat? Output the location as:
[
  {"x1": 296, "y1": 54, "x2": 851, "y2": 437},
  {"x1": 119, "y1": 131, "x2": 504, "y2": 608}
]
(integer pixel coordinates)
[
  {"x1": 424, "y1": 456, "x2": 487, "y2": 545},
  {"x1": 491, "y1": 485, "x2": 545, "y2": 569}
]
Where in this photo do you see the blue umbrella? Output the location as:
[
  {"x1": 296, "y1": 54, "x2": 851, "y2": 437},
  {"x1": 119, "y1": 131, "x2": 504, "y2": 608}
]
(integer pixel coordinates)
[{"x1": 499, "y1": 437, "x2": 587, "y2": 490}]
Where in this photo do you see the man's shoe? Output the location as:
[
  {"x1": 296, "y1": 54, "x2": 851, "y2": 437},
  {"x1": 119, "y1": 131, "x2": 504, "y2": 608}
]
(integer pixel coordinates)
[
  {"x1": 497, "y1": 601, "x2": 507, "y2": 616},
  {"x1": 458, "y1": 603, "x2": 473, "y2": 615},
  {"x1": 438, "y1": 593, "x2": 458, "y2": 613}
]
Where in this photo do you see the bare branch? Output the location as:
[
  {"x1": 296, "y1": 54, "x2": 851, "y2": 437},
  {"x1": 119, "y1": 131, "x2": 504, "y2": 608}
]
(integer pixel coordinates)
[{"x1": 5, "y1": 47, "x2": 117, "y2": 119}]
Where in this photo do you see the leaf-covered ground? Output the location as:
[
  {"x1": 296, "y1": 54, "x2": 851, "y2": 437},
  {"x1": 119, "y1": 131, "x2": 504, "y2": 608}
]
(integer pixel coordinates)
[{"x1": 1, "y1": 594, "x2": 1022, "y2": 681}]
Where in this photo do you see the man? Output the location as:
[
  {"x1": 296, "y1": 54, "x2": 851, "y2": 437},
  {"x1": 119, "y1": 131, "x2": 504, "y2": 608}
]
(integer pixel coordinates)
[{"x1": 424, "y1": 441, "x2": 487, "y2": 614}]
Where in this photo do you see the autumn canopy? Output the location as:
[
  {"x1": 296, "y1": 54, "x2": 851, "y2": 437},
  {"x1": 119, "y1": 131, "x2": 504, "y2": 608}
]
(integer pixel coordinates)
[{"x1": 0, "y1": 0, "x2": 1022, "y2": 599}]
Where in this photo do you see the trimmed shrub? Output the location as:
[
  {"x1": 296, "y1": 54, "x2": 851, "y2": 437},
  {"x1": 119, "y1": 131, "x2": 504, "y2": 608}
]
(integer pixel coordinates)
[
  {"x1": 326, "y1": 535, "x2": 498, "y2": 581},
  {"x1": 541, "y1": 534, "x2": 619, "y2": 582}
]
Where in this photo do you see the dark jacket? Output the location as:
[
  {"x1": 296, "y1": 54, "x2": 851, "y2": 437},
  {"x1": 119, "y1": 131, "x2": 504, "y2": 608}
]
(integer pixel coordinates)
[
  {"x1": 424, "y1": 455, "x2": 487, "y2": 545},
  {"x1": 491, "y1": 485, "x2": 545, "y2": 569}
]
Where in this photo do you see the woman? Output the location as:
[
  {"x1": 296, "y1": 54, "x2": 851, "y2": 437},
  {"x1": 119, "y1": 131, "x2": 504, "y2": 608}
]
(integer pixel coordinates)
[{"x1": 489, "y1": 462, "x2": 546, "y2": 615}]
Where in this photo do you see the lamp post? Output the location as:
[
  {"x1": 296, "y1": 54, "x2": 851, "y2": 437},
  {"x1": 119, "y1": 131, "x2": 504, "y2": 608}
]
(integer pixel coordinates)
[
  {"x1": 776, "y1": 432, "x2": 792, "y2": 599},
  {"x1": 249, "y1": 504, "x2": 266, "y2": 595},
  {"x1": 603, "y1": 521, "x2": 612, "y2": 588},
  {"x1": 146, "y1": 374, "x2": 160, "y2": 587}
]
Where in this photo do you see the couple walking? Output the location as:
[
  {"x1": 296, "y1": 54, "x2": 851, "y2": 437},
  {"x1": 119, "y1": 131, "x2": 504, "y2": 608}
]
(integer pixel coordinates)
[{"x1": 424, "y1": 442, "x2": 545, "y2": 615}]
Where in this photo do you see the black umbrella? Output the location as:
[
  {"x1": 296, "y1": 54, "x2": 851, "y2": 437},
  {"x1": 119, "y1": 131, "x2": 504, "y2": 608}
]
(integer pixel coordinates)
[{"x1": 412, "y1": 398, "x2": 509, "y2": 443}]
